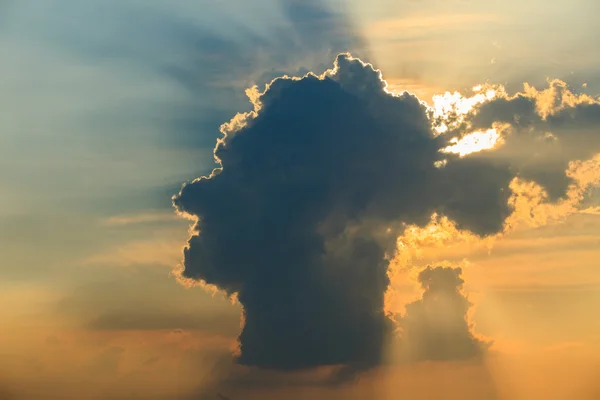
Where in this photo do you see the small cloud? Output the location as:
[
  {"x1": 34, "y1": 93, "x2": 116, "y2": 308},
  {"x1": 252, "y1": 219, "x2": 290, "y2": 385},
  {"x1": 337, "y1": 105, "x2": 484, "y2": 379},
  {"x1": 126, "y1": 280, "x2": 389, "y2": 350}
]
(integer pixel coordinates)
[
  {"x1": 434, "y1": 159, "x2": 448, "y2": 169},
  {"x1": 540, "y1": 132, "x2": 557, "y2": 142},
  {"x1": 82, "y1": 239, "x2": 183, "y2": 268},
  {"x1": 400, "y1": 266, "x2": 490, "y2": 361}
]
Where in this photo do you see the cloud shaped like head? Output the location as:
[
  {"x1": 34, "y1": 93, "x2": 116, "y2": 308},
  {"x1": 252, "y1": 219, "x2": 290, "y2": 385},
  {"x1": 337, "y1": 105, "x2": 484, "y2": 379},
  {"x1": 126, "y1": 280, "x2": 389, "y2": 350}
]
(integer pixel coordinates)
[{"x1": 172, "y1": 54, "x2": 517, "y2": 370}]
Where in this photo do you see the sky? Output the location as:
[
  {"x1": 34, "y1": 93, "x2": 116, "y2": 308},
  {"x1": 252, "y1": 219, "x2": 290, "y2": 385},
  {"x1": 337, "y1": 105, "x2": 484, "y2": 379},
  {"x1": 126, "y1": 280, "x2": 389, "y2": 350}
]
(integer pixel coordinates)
[{"x1": 1, "y1": 0, "x2": 600, "y2": 399}]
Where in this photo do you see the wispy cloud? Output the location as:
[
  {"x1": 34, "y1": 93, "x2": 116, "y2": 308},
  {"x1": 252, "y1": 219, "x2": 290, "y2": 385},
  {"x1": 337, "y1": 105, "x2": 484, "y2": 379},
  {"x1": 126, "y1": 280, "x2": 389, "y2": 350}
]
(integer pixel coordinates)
[
  {"x1": 102, "y1": 211, "x2": 179, "y2": 226},
  {"x1": 82, "y1": 238, "x2": 183, "y2": 268}
]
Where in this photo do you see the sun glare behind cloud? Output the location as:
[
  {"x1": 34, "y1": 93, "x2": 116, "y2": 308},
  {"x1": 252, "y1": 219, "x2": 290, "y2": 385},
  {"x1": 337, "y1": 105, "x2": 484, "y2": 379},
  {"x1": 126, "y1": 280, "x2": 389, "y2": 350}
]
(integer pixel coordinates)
[
  {"x1": 441, "y1": 127, "x2": 504, "y2": 157},
  {"x1": 430, "y1": 86, "x2": 499, "y2": 134}
]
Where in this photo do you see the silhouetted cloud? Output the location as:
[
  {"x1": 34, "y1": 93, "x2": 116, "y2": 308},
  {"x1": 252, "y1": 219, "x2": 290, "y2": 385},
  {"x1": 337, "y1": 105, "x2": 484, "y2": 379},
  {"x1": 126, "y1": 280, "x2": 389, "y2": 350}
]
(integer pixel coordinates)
[
  {"x1": 401, "y1": 266, "x2": 490, "y2": 361},
  {"x1": 461, "y1": 81, "x2": 600, "y2": 199},
  {"x1": 173, "y1": 55, "x2": 515, "y2": 370}
]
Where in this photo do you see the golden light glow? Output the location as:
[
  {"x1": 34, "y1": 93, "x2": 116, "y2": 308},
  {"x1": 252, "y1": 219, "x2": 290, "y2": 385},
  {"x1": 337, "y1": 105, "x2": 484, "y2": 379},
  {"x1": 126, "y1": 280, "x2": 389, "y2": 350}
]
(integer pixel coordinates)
[
  {"x1": 384, "y1": 214, "x2": 497, "y2": 316},
  {"x1": 523, "y1": 79, "x2": 599, "y2": 119},
  {"x1": 441, "y1": 127, "x2": 504, "y2": 157},
  {"x1": 430, "y1": 86, "x2": 499, "y2": 134},
  {"x1": 504, "y1": 153, "x2": 600, "y2": 231},
  {"x1": 368, "y1": 13, "x2": 502, "y2": 39},
  {"x1": 169, "y1": 263, "x2": 240, "y2": 305},
  {"x1": 579, "y1": 206, "x2": 600, "y2": 215}
]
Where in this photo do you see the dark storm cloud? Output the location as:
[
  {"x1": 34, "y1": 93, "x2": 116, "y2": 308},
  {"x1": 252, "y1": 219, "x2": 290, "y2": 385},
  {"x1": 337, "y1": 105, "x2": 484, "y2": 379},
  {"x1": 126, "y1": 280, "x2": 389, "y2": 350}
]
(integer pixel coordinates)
[
  {"x1": 463, "y1": 82, "x2": 600, "y2": 199},
  {"x1": 173, "y1": 55, "x2": 514, "y2": 370},
  {"x1": 401, "y1": 266, "x2": 490, "y2": 361}
]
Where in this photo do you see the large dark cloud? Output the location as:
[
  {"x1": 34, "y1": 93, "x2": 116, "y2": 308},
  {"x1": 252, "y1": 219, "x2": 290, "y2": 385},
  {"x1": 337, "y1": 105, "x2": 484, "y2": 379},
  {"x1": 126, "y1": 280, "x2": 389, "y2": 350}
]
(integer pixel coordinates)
[
  {"x1": 401, "y1": 266, "x2": 489, "y2": 361},
  {"x1": 173, "y1": 55, "x2": 514, "y2": 370}
]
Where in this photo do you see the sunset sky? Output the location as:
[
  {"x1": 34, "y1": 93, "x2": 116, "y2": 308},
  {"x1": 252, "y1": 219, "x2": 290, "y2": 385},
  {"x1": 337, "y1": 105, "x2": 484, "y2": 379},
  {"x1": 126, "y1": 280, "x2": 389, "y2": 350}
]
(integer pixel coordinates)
[{"x1": 2, "y1": 0, "x2": 600, "y2": 399}]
